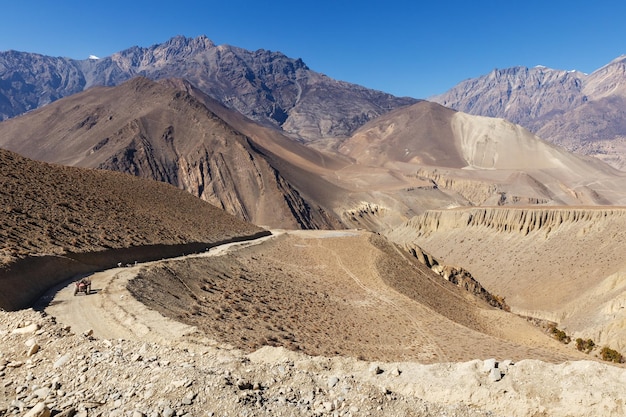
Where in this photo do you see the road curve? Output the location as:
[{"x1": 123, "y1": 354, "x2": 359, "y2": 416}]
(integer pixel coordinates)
[{"x1": 42, "y1": 233, "x2": 279, "y2": 343}]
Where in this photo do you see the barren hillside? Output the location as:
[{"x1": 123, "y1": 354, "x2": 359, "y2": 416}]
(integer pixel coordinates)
[
  {"x1": 388, "y1": 206, "x2": 626, "y2": 351},
  {"x1": 126, "y1": 230, "x2": 582, "y2": 364},
  {"x1": 338, "y1": 101, "x2": 626, "y2": 208},
  {"x1": 0, "y1": 77, "x2": 344, "y2": 229},
  {"x1": 0, "y1": 148, "x2": 267, "y2": 310},
  {"x1": 430, "y1": 58, "x2": 626, "y2": 170}
]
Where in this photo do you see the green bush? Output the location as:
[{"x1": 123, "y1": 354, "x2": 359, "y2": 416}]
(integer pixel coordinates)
[
  {"x1": 600, "y1": 346, "x2": 624, "y2": 363},
  {"x1": 575, "y1": 338, "x2": 595, "y2": 354},
  {"x1": 549, "y1": 325, "x2": 571, "y2": 344}
]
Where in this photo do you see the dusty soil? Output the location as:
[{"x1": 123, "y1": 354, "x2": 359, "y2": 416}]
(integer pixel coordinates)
[
  {"x1": 120, "y1": 230, "x2": 584, "y2": 364},
  {"x1": 0, "y1": 149, "x2": 264, "y2": 266},
  {"x1": 6, "y1": 231, "x2": 621, "y2": 417}
]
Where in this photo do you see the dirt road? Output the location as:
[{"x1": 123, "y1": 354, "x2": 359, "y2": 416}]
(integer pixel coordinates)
[{"x1": 43, "y1": 232, "x2": 279, "y2": 343}]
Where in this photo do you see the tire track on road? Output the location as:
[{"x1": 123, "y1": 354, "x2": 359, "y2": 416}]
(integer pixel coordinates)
[{"x1": 315, "y1": 239, "x2": 447, "y2": 361}]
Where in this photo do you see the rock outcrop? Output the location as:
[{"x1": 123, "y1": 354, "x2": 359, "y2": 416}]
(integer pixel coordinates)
[{"x1": 403, "y1": 243, "x2": 509, "y2": 311}]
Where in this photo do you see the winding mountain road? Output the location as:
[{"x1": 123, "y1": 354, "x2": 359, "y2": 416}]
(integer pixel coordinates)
[{"x1": 42, "y1": 233, "x2": 279, "y2": 343}]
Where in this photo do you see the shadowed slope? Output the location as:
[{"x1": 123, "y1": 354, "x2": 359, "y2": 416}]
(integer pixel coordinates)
[{"x1": 0, "y1": 148, "x2": 267, "y2": 309}]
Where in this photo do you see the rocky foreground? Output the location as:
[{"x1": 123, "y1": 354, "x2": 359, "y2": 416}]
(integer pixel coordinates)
[{"x1": 2, "y1": 308, "x2": 626, "y2": 417}]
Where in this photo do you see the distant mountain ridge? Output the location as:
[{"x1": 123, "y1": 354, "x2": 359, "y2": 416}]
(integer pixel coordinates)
[
  {"x1": 0, "y1": 35, "x2": 417, "y2": 140},
  {"x1": 430, "y1": 56, "x2": 626, "y2": 170}
]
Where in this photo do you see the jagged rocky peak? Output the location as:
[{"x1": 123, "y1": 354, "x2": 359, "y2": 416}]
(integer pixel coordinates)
[{"x1": 0, "y1": 35, "x2": 416, "y2": 140}]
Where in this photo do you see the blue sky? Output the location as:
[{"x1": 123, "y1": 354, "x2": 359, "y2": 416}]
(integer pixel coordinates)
[{"x1": 1, "y1": 0, "x2": 625, "y2": 98}]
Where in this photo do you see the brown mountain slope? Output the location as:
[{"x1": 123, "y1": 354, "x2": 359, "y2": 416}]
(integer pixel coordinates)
[
  {"x1": 0, "y1": 148, "x2": 267, "y2": 310},
  {"x1": 3, "y1": 77, "x2": 625, "y2": 237},
  {"x1": 127, "y1": 230, "x2": 585, "y2": 364},
  {"x1": 388, "y1": 206, "x2": 626, "y2": 351},
  {"x1": 430, "y1": 58, "x2": 626, "y2": 170},
  {"x1": 0, "y1": 77, "x2": 344, "y2": 229},
  {"x1": 337, "y1": 101, "x2": 626, "y2": 208}
]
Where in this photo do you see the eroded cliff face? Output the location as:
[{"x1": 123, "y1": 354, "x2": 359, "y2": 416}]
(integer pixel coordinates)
[
  {"x1": 98, "y1": 125, "x2": 338, "y2": 230},
  {"x1": 387, "y1": 206, "x2": 626, "y2": 350},
  {"x1": 402, "y1": 207, "x2": 626, "y2": 238},
  {"x1": 402, "y1": 242, "x2": 509, "y2": 311}
]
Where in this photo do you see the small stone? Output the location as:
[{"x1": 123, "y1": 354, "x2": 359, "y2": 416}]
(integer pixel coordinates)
[
  {"x1": 33, "y1": 387, "x2": 50, "y2": 399},
  {"x1": 27, "y1": 344, "x2": 40, "y2": 357},
  {"x1": 132, "y1": 411, "x2": 145, "y2": 417},
  {"x1": 8, "y1": 361, "x2": 24, "y2": 368},
  {"x1": 24, "y1": 402, "x2": 50, "y2": 417},
  {"x1": 489, "y1": 367, "x2": 502, "y2": 382},
  {"x1": 171, "y1": 379, "x2": 188, "y2": 388},
  {"x1": 162, "y1": 408, "x2": 175, "y2": 417},
  {"x1": 13, "y1": 323, "x2": 40, "y2": 335},
  {"x1": 54, "y1": 407, "x2": 76, "y2": 417},
  {"x1": 182, "y1": 391, "x2": 196, "y2": 405},
  {"x1": 482, "y1": 358, "x2": 497, "y2": 373},
  {"x1": 53, "y1": 354, "x2": 71, "y2": 369},
  {"x1": 328, "y1": 376, "x2": 340, "y2": 388},
  {"x1": 369, "y1": 365, "x2": 383, "y2": 375},
  {"x1": 236, "y1": 379, "x2": 253, "y2": 390},
  {"x1": 500, "y1": 359, "x2": 514, "y2": 373},
  {"x1": 390, "y1": 367, "x2": 401, "y2": 376}
]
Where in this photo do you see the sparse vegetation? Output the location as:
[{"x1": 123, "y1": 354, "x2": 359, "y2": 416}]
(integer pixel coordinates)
[
  {"x1": 575, "y1": 338, "x2": 595, "y2": 354},
  {"x1": 600, "y1": 346, "x2": 624, "y2": 363},
  {"x1": 548, "y1": 325, "x2": 571, "y2": 344},
  {"x1": 0, "y1": 149, "x2": 264, "y2": 266},
  {"x1": 491, "y1": 294, "x2": 511, "y2": 312}
]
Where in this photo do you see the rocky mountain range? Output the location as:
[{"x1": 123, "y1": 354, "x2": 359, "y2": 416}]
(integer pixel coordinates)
[
  {"x1": 0, "y1": 35, "x2": 416, "y2": 140},
  {"x1": 430, "y1": 56, "x2": 626, "y2": 170},
  {"x1": 2, "y1": 76, "x2": 625, "y2": 236}
]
